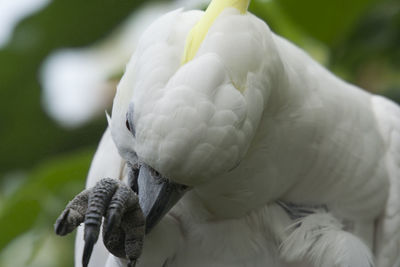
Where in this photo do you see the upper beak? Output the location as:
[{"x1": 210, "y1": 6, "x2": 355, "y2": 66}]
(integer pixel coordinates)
[{"x1": 137, "y1": 163, "x2": 189, "y2": 233}]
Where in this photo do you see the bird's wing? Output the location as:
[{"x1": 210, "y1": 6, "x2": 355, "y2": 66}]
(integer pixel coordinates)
[
  {"x1": 372, "y1": 95, "x2": 400, "y2": 267},
  {"x1": 75, "y1": 127, "x2": 125, "y2": 267}
]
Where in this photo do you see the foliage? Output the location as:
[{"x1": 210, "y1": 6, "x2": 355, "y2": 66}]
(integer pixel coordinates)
[{"x1": 0, "y1": 0, "x2": 398, "y2": 266}]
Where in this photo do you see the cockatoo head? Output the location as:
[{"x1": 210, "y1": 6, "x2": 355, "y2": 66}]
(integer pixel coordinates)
[{"x1": 110, "y1": 0, "x2": 280, "y2": 230}]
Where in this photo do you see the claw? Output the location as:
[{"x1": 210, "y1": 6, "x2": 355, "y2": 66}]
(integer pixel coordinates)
[
  {"x1": 54, "y1": 209, "x2": 70, "y2": 236},
  {"x1": 54, "y1": 190, "x2": 89, "y2": 237},
  {"x1": 81, "y1": 178, "x2": 119, "y2": 265},
  {"x1": 127, "y1": 161, "x2": 140, "y2": 194},
  {"x1": 104, "y1": 210, "x2": 117, "y2": 238},
  {"x1": 82, "y1": 224, "x2": 99, "y2": 267},
  {"x1": 56, "y1": 178, "x2": 145, "y2": 267},
  {"x1": 128, "y1": 259, "x2": 137, "y2": 267}
]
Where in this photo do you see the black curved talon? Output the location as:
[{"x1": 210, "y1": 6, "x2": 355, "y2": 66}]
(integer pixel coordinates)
[
  {"x1": 54, "y1": 178, "x2": 145, "y2": 267},
  {"x1": 128, "y1": 259, "x2": 137, "y2": 267},
  {"x1": 127, "y1": 161, "x2": 140, "y2": 194},
  {"x1": 54, "y1": 189, "x2": 89, "y2": 236},
  {"x1": 83, "y1": 225, "x2": 98, "y2": 267},
  {"x1": 54, "y1": 209, "x2": 71, "y2": 236},
  {"x1": 104, "y1": 209, "x2": 118, "y2": 236}
]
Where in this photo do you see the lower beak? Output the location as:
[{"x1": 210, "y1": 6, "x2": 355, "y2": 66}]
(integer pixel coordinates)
[{"x1": 137, "y1": 164, "x2": 189, "y2": 233}]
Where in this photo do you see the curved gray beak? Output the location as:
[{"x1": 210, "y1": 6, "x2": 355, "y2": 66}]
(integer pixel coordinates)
[{"x1": 137, "y1": 164, "x2": 188, "y2": 233}]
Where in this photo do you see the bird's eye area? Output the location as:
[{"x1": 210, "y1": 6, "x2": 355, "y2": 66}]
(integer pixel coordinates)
[
  {"x1": 125, "y1": 109, "x2": 136, "y2": 137},
  {"x1": 126, "y1": 119, "x2": 131, "y2": 131}
]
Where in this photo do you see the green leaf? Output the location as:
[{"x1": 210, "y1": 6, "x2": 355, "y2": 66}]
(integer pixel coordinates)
[
  {"x1": 250, "y1": 0, "x2": 330, "y2": 65},
  {"x1": 273, "y1": 0, "x2": 379, "y2": 46},
  {"x1": 0, "y1": 149, "x2": 92, "y2": 250},
  {"x1": 250, "y1": 0, "x2": 305, "y2": 44},
  {"x1": 0, "y1": 0, "x2": 151, "y2": 176}
]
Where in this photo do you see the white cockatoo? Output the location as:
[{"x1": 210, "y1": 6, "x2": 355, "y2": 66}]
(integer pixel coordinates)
[{"x1": 55, "y1": 0, "x2": 400, "y2": 266}]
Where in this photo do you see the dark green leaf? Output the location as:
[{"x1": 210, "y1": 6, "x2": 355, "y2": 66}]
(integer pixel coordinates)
[
  {"x1": 0, "y1": 149, "x2": 92, "y2": 250},
  {"x1": 274, "y1": 0, "x2": 379, "y2": 46}
]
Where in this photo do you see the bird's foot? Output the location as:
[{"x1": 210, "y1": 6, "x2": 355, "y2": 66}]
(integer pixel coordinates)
[{"x1": 54, "y1": 178, "x2": 145, "y2": 267}]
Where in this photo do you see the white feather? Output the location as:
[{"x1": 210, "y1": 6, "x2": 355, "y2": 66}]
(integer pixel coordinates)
[
  {"x1": 372, "y1": 96, "x2": 400, "y2": 267},
  {"x1": 280, "y1": 213, "x2": 373, "y2": 267},
  {"x1": 83, "y1": 4, "x2": 400, "y2": 267}
]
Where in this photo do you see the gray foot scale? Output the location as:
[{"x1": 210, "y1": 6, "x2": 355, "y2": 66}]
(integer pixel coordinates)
[{"x1": 55, "y1": 178, "x2": 145, "y2": 267}]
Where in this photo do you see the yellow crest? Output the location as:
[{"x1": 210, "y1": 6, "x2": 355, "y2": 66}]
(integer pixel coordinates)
[{"x1": 182, "y1": 0, "x2": 250, "y2": 64}]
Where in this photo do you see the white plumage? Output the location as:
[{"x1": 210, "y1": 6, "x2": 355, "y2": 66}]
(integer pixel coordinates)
[{"x1": 77, "y1": 3, "x2": 400, "y2": 267}]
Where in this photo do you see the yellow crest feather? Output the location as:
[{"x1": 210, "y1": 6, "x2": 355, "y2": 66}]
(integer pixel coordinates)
[{"x1": 182, "y1": 0, "x2": 250, "y2": 64}]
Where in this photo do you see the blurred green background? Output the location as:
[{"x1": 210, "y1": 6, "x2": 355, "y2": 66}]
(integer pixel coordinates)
[{"x1": 0, "y1": 0, "x2": 399, "y2": 266}]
